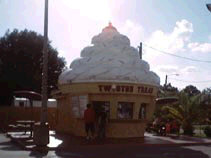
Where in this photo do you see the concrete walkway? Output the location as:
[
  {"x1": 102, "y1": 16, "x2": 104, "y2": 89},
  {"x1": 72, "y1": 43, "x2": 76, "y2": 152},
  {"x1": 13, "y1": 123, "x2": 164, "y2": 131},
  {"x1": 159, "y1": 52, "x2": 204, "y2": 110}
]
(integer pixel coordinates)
[
  {"x1": 145, "y1": 133, "x2": 211, "y2": 144},
  {"x1": 6, "y1": 131, "x2": 211, "y2": 151}
]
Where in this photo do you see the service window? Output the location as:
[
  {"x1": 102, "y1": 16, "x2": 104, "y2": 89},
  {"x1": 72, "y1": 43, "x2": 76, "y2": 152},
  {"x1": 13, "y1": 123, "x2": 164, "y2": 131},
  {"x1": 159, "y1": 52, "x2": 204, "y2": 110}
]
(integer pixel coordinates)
[
  {"x1": 92, "y1": 101, "x2": 110, "y2": 119},
  {"x1": 117, "y1": 102, "x2": 134, "y2": 119},
  {"x1": 139, "y1": 103, "x2": 147, "y2": 119}
]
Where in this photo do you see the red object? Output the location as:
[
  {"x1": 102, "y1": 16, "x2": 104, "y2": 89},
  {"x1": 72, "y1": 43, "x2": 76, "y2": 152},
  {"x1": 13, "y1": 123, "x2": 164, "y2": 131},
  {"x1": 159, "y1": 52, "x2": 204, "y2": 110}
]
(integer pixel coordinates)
[
  {"x1": 84, "y1": 108, "x2": 95, "y2": 123},
  {"x1": 172, "y1": 121, "x2": 178, "y2": 130},
  {"x1": 166, "y1": 123, "x2": 171, "y2": 133}
]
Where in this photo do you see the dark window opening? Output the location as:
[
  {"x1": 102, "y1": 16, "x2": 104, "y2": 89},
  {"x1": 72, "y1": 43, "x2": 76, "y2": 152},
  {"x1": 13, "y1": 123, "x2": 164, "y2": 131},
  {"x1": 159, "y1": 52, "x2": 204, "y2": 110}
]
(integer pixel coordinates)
[
  {"x1": 19, "y1": 101, "x2": 24, "y2": 107},
  {"x1": 92, "y1": 101, "x2": 110, "y2": 120},
  {"x1": 139, "y1": 103, "x2": 147, "y2": 119},
  {"x1": 117, "y1": 102, "x2": 133, "y2": 119}
]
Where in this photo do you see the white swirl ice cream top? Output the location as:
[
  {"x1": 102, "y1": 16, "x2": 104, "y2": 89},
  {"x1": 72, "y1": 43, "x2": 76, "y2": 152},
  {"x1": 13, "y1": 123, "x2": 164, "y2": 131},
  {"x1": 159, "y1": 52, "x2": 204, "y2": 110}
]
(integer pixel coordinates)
[{"x1": 59, "y1": 23, "x2": 160, "y2": 86}]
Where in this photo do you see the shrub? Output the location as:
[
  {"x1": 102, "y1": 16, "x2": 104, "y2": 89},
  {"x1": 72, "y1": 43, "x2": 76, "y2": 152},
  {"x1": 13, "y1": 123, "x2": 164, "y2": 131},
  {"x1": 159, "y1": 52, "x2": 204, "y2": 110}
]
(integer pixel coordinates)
[
  {"x1": 182, "y1": 123, "x2": 194, "y2": 136},
  {"x1": 204, "y1": 126, "x2": 211, "y2": 137},
  {"x1": 183, "y1": 127, "x2": 194, "y2": 136}
]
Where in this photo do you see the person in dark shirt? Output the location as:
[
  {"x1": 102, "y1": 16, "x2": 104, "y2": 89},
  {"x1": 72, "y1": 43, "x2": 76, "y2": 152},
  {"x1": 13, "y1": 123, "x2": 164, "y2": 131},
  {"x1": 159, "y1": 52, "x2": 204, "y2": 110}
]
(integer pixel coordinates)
[
  {"x1": 84, "y1": 104, "x2": 96, "y2": 140},
  {"x1": 97, "y1": 107, "x2": 108, "y2": 139}
]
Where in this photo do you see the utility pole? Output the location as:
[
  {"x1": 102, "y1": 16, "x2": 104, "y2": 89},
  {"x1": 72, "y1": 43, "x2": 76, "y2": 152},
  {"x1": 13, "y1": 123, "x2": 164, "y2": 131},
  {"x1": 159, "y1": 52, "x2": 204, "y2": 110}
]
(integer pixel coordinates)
[
  {"x1": 33, "y1": 0, "x2": 49, "y2": 146},
  {"x1": 164, "y1": 74, "x2": 179, "y2": 87},
  {"x1": 41, "y1": 0, "x2": 49, "y2": 124},
  {"x1": 165, "y1": 75, "x2": 168, "y2": 86},
  {"x1": 139, "y1": 42, "x2": 142, "y2": 60}
]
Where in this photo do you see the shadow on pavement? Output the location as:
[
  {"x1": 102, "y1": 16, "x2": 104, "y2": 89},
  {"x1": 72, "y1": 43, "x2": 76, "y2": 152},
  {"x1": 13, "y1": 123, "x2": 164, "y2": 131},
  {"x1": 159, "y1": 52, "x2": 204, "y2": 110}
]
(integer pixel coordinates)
[
  {"x1": 50, "y1": 132, "x2": 210, "y2": 158},
  {"x1": 0, "y1": 146, "x2": 22, "y2": 151},
  {"x1": 0, "y1": 141, "x2": 13, "y2": 146},
  {"x1": 0, "y1": 140, "x2": 22, "y2": 151},
  {"x1": 29, "y1": 150, "x2": 48, "y2": 158},
  {"x1": 54, "y1": 145, "x2": 211, "y2": 158}
]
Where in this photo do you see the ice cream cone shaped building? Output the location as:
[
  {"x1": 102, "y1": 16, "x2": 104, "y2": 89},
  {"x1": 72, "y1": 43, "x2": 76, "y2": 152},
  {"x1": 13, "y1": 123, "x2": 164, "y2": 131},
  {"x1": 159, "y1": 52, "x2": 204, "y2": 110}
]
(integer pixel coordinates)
[{"x1": 54, "y1": 23, "x2": 160, "y2": 138}]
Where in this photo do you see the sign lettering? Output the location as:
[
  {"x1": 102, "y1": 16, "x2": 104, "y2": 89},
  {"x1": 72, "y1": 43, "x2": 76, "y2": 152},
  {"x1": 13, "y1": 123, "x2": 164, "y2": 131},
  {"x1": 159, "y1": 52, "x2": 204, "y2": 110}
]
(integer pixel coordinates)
[{"x1": 98, "y1": 85, "x2": 153, "y2": 94}]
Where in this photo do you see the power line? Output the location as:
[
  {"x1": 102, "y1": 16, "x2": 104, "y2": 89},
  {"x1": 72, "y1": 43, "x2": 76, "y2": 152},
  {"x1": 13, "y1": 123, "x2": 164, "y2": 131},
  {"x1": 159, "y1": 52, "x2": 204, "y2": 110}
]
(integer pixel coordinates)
[
  {"x1": 143, "y1": 43, "x2": 211, "y2": 63},
  {"x1": 141, "y1": 44, "x2": 211, "y2": 84},
  {"x1": 169, "y1": 78, "x2": 211, "y2": 84}
]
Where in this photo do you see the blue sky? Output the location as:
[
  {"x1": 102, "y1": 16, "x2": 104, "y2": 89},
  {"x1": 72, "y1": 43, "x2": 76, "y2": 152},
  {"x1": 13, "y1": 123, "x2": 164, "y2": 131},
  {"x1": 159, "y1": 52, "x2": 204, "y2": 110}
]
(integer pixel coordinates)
[{"x1": 0, "y1": 0, "x2": 211, "y2": 90}]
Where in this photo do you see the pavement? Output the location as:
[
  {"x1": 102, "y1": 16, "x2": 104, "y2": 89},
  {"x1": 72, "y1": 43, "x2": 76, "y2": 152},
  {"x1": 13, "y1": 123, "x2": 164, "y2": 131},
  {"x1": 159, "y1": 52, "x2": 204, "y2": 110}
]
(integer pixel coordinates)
[
  {"x1": 5, "y1": 130, "x2": 211, "y2": 151},
  {"x1": 1, "y1": 132, "x2": 211, "y2": 158}
]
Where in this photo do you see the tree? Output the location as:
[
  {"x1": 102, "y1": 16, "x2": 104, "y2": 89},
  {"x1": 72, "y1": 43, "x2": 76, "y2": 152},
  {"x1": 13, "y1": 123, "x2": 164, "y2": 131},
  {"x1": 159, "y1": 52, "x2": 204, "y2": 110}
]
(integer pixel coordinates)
[
  {"x1": 201, "y1": 88, "x2": 211, "y2": 123},
  {"x1": 158, "y1": 83, "x2": 179, "y2": 98},
  {"x1": 0, "y1": 29, "x2": 66, "y2": 106},
  {"x1": 162, "y1": 92, "x2": 203, "y2": 135},
  {"x1": 183, "y1": 85, "x2": 201, "y2": 97}
]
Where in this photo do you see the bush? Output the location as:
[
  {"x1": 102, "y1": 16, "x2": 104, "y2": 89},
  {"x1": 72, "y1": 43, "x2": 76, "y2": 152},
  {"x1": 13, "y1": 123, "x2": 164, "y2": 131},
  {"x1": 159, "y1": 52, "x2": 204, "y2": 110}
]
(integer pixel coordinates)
[
  {"x1": 204, "y1": 126, "x2": 211, "y2": 137},
  {"x1": 183, "y1": 127, "x2": 194, "y2": 136},
  {"x1": 183, "y1": 124, "x2": 194, "y2": 136}
]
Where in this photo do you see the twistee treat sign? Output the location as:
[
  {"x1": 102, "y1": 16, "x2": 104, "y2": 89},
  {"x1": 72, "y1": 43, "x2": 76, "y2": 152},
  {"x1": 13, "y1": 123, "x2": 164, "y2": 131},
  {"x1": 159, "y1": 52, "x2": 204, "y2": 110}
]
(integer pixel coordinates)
[{"x1": 98, "y1": 85, "x2": 153, "y2": 94}]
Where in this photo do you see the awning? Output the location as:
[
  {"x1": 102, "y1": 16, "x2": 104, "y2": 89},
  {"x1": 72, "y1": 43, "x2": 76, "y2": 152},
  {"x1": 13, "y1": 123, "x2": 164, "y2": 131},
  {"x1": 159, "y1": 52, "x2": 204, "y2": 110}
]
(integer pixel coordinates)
[
  {"x1": 156, "y1": 97, "x2": 178, "y2": 105},
  {"x1": 14, "y1": 91, "x2": 42, "y2": 101}
]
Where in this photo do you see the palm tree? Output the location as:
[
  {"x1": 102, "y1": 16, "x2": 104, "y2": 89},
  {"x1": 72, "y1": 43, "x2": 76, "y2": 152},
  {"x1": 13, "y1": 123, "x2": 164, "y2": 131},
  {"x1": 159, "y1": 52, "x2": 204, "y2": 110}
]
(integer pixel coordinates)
[{"x1": 162, "y1": 92, "x2": 203, "y2": 135}]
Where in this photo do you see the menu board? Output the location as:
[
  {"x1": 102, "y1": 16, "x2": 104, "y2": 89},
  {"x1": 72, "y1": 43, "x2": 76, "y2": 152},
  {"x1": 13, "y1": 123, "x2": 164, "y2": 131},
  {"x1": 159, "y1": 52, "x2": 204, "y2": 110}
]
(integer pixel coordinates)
[
  {"x1": 79, "y1": 95, "x2": 88, "y2": 117},
  {"x1": 71, "y1": 96, "x2": 80, "y2": 117},
  {"x1": 71, "y1": 95, "x2": 88, "y2": 118}
]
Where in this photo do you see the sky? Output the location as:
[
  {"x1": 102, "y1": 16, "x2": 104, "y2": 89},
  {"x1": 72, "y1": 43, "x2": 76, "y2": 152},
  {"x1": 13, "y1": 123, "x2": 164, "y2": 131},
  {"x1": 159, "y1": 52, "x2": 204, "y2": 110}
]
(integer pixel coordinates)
[{"x1": 0, "y1": 0, "x2": 211, "y2": 91}]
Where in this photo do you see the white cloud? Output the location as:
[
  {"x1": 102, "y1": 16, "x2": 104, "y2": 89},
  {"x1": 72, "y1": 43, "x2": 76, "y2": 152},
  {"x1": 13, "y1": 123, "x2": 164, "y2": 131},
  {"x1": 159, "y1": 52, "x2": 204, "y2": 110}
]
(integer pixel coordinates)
[
  {"x1": 173, "y1": 19, "x2": 193, "y2": 38},
  {"x1": 119, "y1": 20, "x2": 145, "y2": 47},
  {"x1": 180, "y1": 66, "x2": 198, "y2": 74},
  {"x1": 58, "y1": 50, "x2": 67, "y2": 58},
  {"x1": 142, "y1": 19, "x2": 194, "y2": 64},
  {"x1": 153, "y1": 65, "x2": 199, "y2": 88},
  {"x1": 188, "y1": 42, "x2": 211, "y2": 53},
  {"x1": 145, "y1": 19, "x2": 193, "y2": 55},
  {"x1": 143, "y1": 19, "x2": 211, "y2": 56},
  {"x1": 156, "y1": 65, "x2": 198, "y2": 75},
  {"x1": 61, "y1": 0, "x2": 111, "y2": 21},
  {"x1": 157, "y1": 65, "x2": 179, "y2": 74}
]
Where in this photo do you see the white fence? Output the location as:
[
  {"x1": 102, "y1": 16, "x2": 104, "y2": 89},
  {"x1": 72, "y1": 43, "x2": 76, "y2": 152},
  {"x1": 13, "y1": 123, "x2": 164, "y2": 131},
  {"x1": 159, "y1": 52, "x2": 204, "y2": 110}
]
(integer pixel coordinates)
[{"x1": 14, "y1": 97, "x2": 57, "y2": 107}]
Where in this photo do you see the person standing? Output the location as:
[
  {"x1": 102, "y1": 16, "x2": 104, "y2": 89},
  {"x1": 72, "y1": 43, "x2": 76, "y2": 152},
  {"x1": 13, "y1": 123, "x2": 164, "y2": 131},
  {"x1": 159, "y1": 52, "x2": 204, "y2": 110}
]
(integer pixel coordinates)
[
  {"x1": 172, "y1": 120, "x2": 179, "y2": 135},
  {"x1": 166, "y1": 122, "x2": 171, "y2": 135},
  {"x1": 84, "y1": 104, "x2": 96, "y2": 140},
  {"x1": 97, "y1": 108, "x2": 107, "y2": 140}
]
